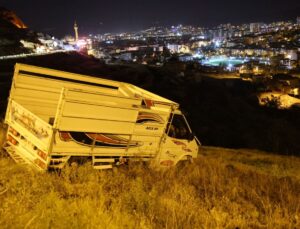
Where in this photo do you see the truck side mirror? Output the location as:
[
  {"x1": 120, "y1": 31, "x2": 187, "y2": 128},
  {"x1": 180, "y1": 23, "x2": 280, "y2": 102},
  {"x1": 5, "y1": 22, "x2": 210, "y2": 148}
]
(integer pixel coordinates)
[{"x1": 187, "y1": 132, "x2": 194, "y2": 141}]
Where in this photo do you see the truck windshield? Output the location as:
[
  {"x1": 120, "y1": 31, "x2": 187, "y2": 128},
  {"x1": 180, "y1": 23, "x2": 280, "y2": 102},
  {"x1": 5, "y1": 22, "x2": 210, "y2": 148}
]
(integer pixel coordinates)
[{"x1": 167, "y1": 114, "x2": 191, "y2": 139}]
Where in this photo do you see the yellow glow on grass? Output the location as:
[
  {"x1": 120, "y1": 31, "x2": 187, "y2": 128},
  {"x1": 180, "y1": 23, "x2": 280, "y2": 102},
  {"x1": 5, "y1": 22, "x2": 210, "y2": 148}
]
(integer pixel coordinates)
[{"x1": 0, "y1": 145, "x2": 299, "y2": 228}]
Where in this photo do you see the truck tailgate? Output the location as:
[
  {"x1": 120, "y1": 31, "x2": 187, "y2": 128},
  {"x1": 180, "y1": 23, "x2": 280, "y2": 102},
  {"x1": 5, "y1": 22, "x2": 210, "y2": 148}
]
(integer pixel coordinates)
[{"x1": 4, "y1": 100, "x2": 53, "y2": 170}]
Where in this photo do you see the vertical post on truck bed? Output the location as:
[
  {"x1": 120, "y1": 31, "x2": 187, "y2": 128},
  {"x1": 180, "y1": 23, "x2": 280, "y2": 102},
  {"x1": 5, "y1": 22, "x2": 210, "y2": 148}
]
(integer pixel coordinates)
[
  {"x1": 53, "y1": 88, "x2": 66, "y2": 130},
  {"x1": 46, "y1": 91, "x2": 66, "y2": 159},
  {"x1": 90, "y1": 134, "x2": 97, "y2": 156},
  {"x1": 125, "y1": 134, "x2": 133, "y2": 155}
]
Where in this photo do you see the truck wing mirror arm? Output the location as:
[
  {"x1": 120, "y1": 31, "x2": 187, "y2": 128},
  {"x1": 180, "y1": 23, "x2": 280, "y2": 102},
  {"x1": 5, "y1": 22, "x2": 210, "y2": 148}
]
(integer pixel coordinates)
[{"x1": 187, "y1": 132, "x2": 195, "y2": 141}]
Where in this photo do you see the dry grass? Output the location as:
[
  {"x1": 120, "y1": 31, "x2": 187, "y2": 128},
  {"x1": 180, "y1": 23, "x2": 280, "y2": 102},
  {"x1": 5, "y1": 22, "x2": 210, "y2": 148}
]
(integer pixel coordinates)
[
  {"x1": 0, "y1": 123, "x2": 5, "y2": 152},
  {"x1": 0, "y1": 142, "x2": 299, "y2": 228},
  {"x1": 201, "y1": 146, "x2": 300, "y2": 181}
]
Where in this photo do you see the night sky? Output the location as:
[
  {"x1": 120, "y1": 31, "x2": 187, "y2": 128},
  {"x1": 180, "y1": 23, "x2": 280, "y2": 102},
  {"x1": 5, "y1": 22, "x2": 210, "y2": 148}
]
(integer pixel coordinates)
[{"x1": 2, "y1": 0, "x2": 300, "y2": 37}]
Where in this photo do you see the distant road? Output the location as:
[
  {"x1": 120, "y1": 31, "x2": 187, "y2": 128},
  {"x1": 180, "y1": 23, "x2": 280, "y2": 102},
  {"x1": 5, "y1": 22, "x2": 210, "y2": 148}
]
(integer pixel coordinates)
[{"x1": 0, "y1": 50, "x2": 71, "y2": 60}]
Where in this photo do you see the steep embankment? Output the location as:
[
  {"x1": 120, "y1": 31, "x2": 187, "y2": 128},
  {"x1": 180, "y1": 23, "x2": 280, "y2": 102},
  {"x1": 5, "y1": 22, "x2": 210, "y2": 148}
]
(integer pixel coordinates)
[{"x1": 0, "y1": 141, "x2": 299, "y2": 228}]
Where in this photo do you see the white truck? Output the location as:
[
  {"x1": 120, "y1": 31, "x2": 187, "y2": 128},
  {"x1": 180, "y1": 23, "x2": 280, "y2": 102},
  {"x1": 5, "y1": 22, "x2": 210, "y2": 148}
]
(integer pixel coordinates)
[{"x1": 2, "y1": 63, "x2": 200, "y2": 170}]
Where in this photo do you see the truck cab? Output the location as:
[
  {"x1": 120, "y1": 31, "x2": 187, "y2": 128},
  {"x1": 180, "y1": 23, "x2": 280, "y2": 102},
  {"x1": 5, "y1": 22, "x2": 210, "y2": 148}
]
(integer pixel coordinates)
[{"x1": 154, "y1": 110, "x2": 200, "y2": 167}]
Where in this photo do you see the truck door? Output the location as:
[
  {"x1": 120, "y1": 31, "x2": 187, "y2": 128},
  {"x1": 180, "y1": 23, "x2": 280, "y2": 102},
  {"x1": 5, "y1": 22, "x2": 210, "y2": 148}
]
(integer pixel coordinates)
[{"x1": 156, "y1": 113, "x2": 199, "y2": 167}]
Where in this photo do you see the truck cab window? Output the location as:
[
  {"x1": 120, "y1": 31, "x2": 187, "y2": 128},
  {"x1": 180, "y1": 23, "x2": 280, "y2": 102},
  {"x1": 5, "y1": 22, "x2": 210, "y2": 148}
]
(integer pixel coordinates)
[{"x1": 167, "y1": 114, "x2": 191, "y2": 139}]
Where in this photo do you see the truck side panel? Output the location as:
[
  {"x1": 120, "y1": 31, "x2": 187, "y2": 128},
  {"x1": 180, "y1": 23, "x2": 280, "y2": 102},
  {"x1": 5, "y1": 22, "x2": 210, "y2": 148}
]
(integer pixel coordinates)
[
  {"x1": 51, "y1": 101, "x2": 170, "y2": 157},
  {"x1": 16, "y1": 64, "x2": 120, "y2": 89},
  {"x1": 56, "y1": 99, "x2": 139, "y2": 134},
  {"x1": 52, "y1": 132, "x2": 161, "y2": 158}
]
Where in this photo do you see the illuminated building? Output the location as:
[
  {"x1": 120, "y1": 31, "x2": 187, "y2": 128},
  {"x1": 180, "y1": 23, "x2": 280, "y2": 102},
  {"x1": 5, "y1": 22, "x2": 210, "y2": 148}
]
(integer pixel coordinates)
[
  {"x1": 167, "y1": 44, "x2": 191, "y2": 54},
  {"x1": 250, "y1": 23, "x2": 263, "y2": 33}
]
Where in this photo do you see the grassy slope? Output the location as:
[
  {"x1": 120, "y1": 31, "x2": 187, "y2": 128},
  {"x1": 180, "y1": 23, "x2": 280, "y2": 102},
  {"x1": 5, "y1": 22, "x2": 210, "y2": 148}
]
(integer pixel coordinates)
[{"x1": 0, "y1": 125, "x2": 299, "y2": 229}]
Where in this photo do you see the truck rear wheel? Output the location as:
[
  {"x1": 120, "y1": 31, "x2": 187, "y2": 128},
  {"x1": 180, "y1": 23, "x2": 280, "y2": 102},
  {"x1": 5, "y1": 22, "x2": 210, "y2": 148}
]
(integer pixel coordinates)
[{"x1": 176, "y1": 155, "x2": 193, "y2": 169}]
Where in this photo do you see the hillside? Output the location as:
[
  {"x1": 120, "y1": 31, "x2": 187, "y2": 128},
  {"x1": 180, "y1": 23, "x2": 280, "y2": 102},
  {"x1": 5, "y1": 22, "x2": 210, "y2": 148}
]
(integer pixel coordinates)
[
  {"x1": 0, "y1": 7, "x2": 39, "y2": 56},
  {"x1": 0, "y1": 7, "x2": 27, "y2": 29},
  {"x1": 0, "y1": 138, "x2": 299, "y2": 228}
]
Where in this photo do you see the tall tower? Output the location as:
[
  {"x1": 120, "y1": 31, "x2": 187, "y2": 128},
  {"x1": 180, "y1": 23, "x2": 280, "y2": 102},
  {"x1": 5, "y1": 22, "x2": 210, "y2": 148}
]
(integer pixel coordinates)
[{"x1": 74, "y1": 21, "x2": 79, "y2": 42}]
